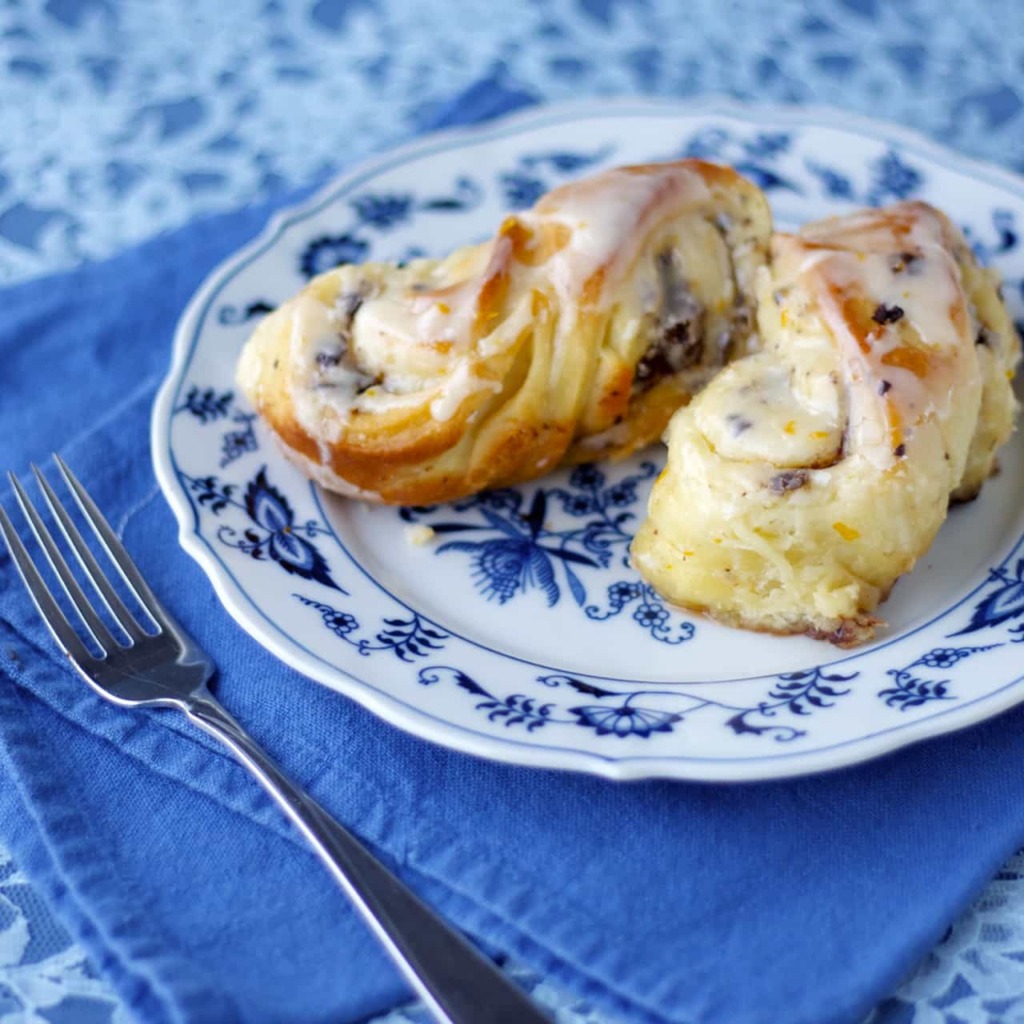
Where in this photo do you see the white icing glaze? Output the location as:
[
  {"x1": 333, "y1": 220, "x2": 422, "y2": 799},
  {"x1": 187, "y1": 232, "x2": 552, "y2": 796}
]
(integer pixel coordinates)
[
  {"x1": 429, "y1": 359, "x2": 500, "y2": 421},
  {"x1": 288, "y1": 292, "x2": 371, "y2": 440},
  {"x1": 805, "y1": 206, "x2": 970, "y2": 470},
  {"x1": 522, "y1": 164, "x2": 713, "y2": 309},
  {"x1": 696, "y1": 355, "x2": 842, "y2": 467},
  {"x1": 287, "y1": 283, "x2": 478, "y2": 431},
  {"x1": 690, "y1": 204, "x2": 976, "y2": 481},
  {"x1": 280, "y1": 161, "x2": 742, "y2": 470}
]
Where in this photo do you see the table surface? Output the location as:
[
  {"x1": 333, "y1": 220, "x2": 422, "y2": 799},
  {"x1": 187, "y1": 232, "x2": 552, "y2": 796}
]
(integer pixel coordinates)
[{"x1": 3, "y1": 1, "x2": 1024, "y2": 1021}]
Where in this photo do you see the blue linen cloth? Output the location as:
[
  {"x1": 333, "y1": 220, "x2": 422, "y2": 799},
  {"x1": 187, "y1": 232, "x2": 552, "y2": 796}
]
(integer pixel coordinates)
[{"x1": 2, "y1": 81, "x2": 1024, "y2": 1024}]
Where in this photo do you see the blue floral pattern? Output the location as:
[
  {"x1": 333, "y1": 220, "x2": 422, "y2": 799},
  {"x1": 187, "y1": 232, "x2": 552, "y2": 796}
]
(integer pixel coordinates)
[
  {"x1": 174, "y1": 387, "x2": 260, "y2": 468},
  {"x1": 418, "y1": 665, "x2": 857, "y2": 744},
  {"x1": 685, "y1": 125, "x2": 929, "y2": 207},
  {"x1": 726, "y1": 668, "x2": 858, "y2": 740},
  {"x1": 401, "y1": 463, "x2": 695, "y2": 644},
  {"x1": 954, "y1": 558, "x2": 1024, "y2": 636},
  {"x1": 300, "y1": 233, "x2": 370, "y2": 278},
  {"x1": 804, "y1": 147, "x2": 926, "y2": 204},
  {"x1": 184, "y1": 467, "x2": 342, "y2": 591},
  {"x1": 879, "y1": 644, "x2": 1004, "y2": 711},
  {"x1": 218, "y1": 299, "x2": 277, "y2": 325},
  {"x1": 296, "y1": 595, "x2": 448, "y2": 662},
  {"x1": 499, "y1": 145, "x2": 616, "y2": 208},
  {"x1": 296, "y1": 177, "x2": 482, "y2": 278},
  {"x1": 175, "y1": 386, "x2": 234, "y2": 423},
  {"x1": 679, "y1": 127, "x2": 802, "y2": 193}
]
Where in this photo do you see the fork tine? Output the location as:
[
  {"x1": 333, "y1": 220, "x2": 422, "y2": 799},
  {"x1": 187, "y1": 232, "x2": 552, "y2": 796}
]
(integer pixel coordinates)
[
  {"x1": 0, "y1": 504, "x2": 97, "y2": 665},
  {"x1": 8, "y1": 472, "x2": 120, "y2": 655},
  {"x1": 32, "y1": 464, "x2": 149, "y2": 641},
  {"x1": 53, "y1": 455, "x2": 168, "y2": 629}
]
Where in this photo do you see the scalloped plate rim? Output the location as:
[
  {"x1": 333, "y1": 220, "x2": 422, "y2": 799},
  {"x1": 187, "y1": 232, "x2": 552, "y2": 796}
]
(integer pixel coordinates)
[{"x1": 152, "y1": 97, "x2": 1024, "y2": 782}]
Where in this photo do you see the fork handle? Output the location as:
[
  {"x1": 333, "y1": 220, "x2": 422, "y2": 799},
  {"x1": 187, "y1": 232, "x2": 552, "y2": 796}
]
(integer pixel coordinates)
[{"x1": 184, "y1": 695, "x2": 550, "y2": 1024}]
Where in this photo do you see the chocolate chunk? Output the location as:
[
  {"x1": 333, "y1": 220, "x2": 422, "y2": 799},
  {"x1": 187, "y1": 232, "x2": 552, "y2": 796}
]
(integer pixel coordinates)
[
  {"x1": 315, "y1": 369, "x2": 378, "y2": 393},
  {"x1": 317, "y1": 282, "x2": 373, "y2": 382},
  {"x1": 316, "y1": 349, "x2": 342, "y2": 369},
  {"x1": 633, "y1": 249, "x2": 705, "y2": 390},
  {"x1": 339, "y1": 288, "x2": 366, "y2": 321},
  {"x1": 634, "y1": 320, "x2": 702, "y2": 384},
  {"x1": 664, "y1": 319, "x2": 693, "y2": 349},
  {"x1": 872, "y1": 303, "x2": 905, "y2": 325},
  {"x1": 355, "y1": 374, "x2": 383, "y2": 395},
  {"x1": 726, "y1": 412, "x2": 753, "y2": 436},
  {"x1": 888, "y1": 251, "x2": 921, "y2": 274},
  {"x1": 730, "y1": 304, "x2": 753, "y2": 337},
  {"x1": 656, "y1": 251, "x2": 704, "y2": 351},
  {"x1": 770, "y1": 470, "x2": 808, "y2": 494}
]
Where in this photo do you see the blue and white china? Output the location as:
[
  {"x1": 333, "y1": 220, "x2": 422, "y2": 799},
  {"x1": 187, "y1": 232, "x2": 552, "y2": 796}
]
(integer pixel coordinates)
[{"x1": 153, "y1": 100, "x2": 1024, "y2": 781}]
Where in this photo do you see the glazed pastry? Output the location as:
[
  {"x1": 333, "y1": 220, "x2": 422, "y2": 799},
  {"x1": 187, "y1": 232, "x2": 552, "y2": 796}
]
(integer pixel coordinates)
[
  {"x1": 631, "y1": 201, "x2": 1020, "y2": 647},
  {"x1": 236, "y1": 160, "x2": 772, "y2": 505}
]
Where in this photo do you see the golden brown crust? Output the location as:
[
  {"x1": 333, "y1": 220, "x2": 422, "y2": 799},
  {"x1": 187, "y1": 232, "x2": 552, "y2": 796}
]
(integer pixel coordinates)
[{"x1": 647, "y1": 590, "x2": 884, "y2": 648}]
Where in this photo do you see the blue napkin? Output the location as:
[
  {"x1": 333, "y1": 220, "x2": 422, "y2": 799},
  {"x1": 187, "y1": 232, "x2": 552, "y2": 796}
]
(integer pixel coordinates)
[{"x1": 3, "y1": 80, "x2": 1024, "y2": 1024}]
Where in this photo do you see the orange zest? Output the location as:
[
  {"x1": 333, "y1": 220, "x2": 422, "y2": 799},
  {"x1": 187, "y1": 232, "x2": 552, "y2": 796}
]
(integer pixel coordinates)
[
  {"x1": 832, "y1": 521, "x2": 860, "y2": 541},
  {"x1": 881, "y1": 345, "x2": 930, "y2": 378}
]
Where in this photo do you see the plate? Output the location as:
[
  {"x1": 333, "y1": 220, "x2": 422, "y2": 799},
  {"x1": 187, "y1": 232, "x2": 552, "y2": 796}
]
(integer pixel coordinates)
[{"x1": 152, "y1": 98, "x2": 1024, "y2": 782}]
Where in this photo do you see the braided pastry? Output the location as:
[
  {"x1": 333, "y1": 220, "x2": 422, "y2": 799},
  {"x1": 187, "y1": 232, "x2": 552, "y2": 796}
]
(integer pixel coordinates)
[
  {"x1": 236, "y1": 161, "x2": 771, "y2": 504},
  {"x1": 632, "y1": 201, "x2": 1020, "y2": 646}
]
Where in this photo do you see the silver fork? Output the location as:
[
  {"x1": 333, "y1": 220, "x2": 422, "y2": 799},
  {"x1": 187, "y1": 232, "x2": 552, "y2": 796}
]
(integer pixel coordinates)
[{"x1": 0, "y1": 456, "x2": 550, "y2": 1024}]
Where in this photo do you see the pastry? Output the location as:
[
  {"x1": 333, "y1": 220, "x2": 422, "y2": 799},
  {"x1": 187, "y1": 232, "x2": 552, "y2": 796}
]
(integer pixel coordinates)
[
  {"x1": 236, "y1": 160, "x2": 772, "y2": 505},
  {"x1": 631, "y1": 201, "x2": 1020, "y2": 646}
]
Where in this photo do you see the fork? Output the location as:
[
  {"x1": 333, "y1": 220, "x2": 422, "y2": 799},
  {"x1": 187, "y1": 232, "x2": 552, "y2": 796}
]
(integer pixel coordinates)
[{"x1": 0, "y1": 456, "x2": 551, "y2": 1024}]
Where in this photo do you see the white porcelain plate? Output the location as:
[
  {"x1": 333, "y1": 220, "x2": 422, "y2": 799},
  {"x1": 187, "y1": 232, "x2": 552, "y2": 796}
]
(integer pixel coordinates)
[{"x1": 152, "y1": 99, "x2": 1024, "y2": 782}]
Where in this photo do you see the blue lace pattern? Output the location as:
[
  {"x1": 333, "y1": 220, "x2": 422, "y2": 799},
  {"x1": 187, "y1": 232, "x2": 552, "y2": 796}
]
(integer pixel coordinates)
[
  {"x1": 3, "y1": 1, "x2": 1024, "y2": 1022},
  {"x1": 3, "y1": 0, "x2": 1024, "y2": 284}
]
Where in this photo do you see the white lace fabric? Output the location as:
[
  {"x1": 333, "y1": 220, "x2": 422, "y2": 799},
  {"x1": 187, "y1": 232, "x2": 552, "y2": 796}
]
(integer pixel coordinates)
[{"x1": 0, "y1": 848, "x2": 133, "y2": 1024}]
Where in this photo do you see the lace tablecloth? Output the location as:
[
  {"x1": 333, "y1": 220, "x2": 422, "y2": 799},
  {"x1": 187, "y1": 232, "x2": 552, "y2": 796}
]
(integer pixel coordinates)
[{"x1": 3, "y1": 1, "x2": 1024, "y2": 1021}]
